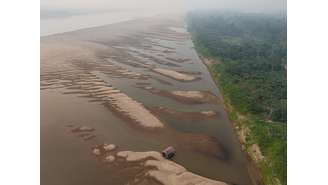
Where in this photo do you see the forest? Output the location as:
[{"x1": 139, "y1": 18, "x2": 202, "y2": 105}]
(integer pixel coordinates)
[{"x1": 187, "y1": 11, "x2": 287, "y2": 185}]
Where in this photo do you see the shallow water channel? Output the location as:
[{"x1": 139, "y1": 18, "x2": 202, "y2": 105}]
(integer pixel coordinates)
[{"x1": 41, "y1": 17, "x2": 254, "y2": 185}]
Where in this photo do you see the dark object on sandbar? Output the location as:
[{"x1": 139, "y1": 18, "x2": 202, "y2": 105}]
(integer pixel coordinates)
[{"x1": 162, "y1": 146, "x2": 176, "y2": 159}]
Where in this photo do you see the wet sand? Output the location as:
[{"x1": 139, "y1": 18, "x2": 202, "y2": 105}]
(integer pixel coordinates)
[{"x1": 41, "y1": 16, "x2": 255, "y2": 185}]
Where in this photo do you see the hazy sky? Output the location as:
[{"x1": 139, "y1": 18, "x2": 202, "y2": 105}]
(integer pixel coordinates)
[{"x1": 41, "y1": 0, "x2": 286, "y2": 13}]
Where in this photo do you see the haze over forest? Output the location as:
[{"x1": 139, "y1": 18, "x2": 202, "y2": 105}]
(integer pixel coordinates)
[
  {"x1": 41, "y1": 0, "x2": 287, "y2": 16},
  {"x1": 41, "y1": 0, "x2": 287, "y2": 184}
]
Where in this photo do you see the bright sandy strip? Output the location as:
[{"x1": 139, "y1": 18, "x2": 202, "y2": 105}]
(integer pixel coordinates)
[
  {"x1": 116, "y1": 150, "x2": 228, "y2": 185},
  {"x1": 153, "y1": 68, "x2": 196, "y2": 81},
  {"x1": 108, "y1": 93, "x2": 164, "y2": 128},
  {"x1": 171, "y1": 91, "x2": 205, "y2": 99}
]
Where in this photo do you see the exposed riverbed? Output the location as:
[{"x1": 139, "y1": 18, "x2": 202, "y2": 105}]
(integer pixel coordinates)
[{"x1": 41, "y1": 16, "x2": 254, "y2": 185}]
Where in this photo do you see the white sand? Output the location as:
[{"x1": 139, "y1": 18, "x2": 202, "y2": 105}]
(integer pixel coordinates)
[
  {"x1": 248, "y1": 144, "x2": 264, "y2": 162},
  {"x1": 87, "y1": 86, "x2": 115, "y2": 93},
  {"x1": 104, "y1": 155, "x2": 115, "y2": 162},
  {"x1": 107, "y1": 93, "x2": 164, "y2": 128},
  {"x1": 171, "y1": 91, "x2": 205, "y2": 99},
  {"x1": 103, "y1": 144, "x2": 116, "y2": 152},
  {"x1": 92, "y1": 148, "x2": 101, "y2": 156},
  {"x1": 75, "y1": 126, "x2": 94, "y2": 132},
  {"x1": 117, "y1": 151, "x2": 162, "y2": 161},
  {"x1": 201, "y1": 111, "x2": 216, "y2": 117},
  {"x1": 153, "y1": 68, "x2": 196, "y2": 81},
  {"x1": 93, "y1": 89, "x2": 121, "y2": 96},
  {"x1": 116, "y1": 150, "x2": 228, "y2": 185},
  {"x1": 144, "y1": 86, "x2": 153, "y2": 90}
]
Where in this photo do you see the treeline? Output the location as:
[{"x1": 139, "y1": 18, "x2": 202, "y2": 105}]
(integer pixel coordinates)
[
  {"x1": 187, "y1": 11, "x2": 287, "y2": 185},
  {"x1": 187, "y1": 11, "x2": 287, "y2": 123}
]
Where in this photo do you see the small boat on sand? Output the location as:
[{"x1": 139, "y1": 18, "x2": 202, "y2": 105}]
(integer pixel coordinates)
[{"x1": 162, "y1": 146, "x2": 176, "y2": 159}]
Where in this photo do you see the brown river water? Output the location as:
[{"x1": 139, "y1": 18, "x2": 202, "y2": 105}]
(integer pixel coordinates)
[{"x1": 41, "y1": 16, "x2": 257, "y2": 185}]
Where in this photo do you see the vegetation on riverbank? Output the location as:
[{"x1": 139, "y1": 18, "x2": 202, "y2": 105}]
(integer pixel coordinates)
[{"x1": 187, "y1": 11, "x2": 287, "y2": 185}]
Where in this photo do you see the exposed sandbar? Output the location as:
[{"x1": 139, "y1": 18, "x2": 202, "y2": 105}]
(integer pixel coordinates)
[
  {"x1": 91, "y1": 144, "x2": 228, "y2": 185},
  {"x1": 151, "y1": 106, "x2": 217, "y2": 120},
  {"x1": 105, "y1": 92, "x2": 164, "y2": 129},
  {"x1": 152, "y1": 68, "x2": 198, "y2": 82},
  {"x1": 138, "y1": 88, "x2": 221, "y2": 104},
  {"x1": 117, "y1": 151, "x2": 228, "y2": 185}
]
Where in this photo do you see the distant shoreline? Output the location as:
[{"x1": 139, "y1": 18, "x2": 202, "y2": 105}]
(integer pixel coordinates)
[
  {"x1": 41, "y1": 12, "x2": 158, "y2": 36},
  {"x1": 41, "y1": 12, "x2": 186, "y2": 37}
]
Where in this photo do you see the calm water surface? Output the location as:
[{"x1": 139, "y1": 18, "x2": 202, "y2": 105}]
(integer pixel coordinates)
[
  {"x1": 41, "y1": 17, "x2": 254, "y2": 185},
  {"x1": 41, "y1": 11, "x2": 159, "y2": 36}
]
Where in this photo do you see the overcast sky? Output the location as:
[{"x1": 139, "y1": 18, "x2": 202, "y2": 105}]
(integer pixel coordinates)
[{"x1": 41, "y1": 0, "x2": 286, "y2": 13}]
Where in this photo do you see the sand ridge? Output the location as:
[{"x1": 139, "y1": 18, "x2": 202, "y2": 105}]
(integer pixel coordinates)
[
  {"x1": 152, "y1": 68, "x2": 198, "y2": 81},
  {"x1": 41, "y1": 16, "x2": 254, "y2": 185}
]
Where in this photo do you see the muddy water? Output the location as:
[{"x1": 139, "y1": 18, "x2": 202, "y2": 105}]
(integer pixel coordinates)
[{"x1": 41, "y1": 16, "x2": 254, "y2": 185}]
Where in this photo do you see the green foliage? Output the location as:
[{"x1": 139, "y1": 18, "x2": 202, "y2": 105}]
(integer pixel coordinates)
[
  {"x1": 187, "y1": 11, "x2": 287, "y2": 122},
  {"x1": 187, "y1": 11, "x2": 287, "y2": 185},
  {"x1": 249, "y1": 117, "x2": 287, "y2": 185}
]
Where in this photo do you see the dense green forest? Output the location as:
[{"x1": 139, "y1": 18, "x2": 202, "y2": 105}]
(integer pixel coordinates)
[{"x1": 187, "y1": 11, "x2": 287, "y2": 185}]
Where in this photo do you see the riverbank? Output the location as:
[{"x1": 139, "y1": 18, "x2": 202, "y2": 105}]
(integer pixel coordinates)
[
  {"x1": 187, "y1": 12, "x2": 287, "y2": 185},
  {"x1": 196, "y1": 54, "x2": 264, "y2": 185},
  {"x1": 195, "y1": 52, "x2": 285, "y2": 185},
  {"x1": 41, "y1": 16, "x2": 255, "y2": 185}
]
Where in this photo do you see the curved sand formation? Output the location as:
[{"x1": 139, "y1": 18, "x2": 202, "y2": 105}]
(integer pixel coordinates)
[
  {"x1": 201, "y1": 110, "x2": 217, "y2": 116},
  {"x1": 68, "y1": 125, "x2": 97, "y2": 141},
  {"x1": 60, "y1": 77, "x2": 165, "y2": 129},
  {"x1": 168, "y1": 90, "x2": 220, "y2": 104},
  {"x1": 138, "y1": 87, "x2": 220, "y2": 104},
  {"x1": 172, "y1": 91, "x2": 204, "y2": 98},
  {"x1": 41, "y1": 53, "x2": 164, "y2": 129},
  {"x1": 117, "y1": 151, "x2": 228, "y2": 185},
  {"x1": 41, "y1": 18, "x2": 256, "y2": 185},
  {"x1": 104, "y1": 92, "x2": 164, "y2": 129},
  {"x1": 165, "y1": 57, "x2": 191, "y2": 63},
  {"x1": 92, "y1": 144, "x2": 228, "y2": 185},
  {"x1": 152, "y1": 68, "x2": 199, "y2": 82},
  {"x1": 151, "y1": 107, "x2": 217, "y2": 121}
]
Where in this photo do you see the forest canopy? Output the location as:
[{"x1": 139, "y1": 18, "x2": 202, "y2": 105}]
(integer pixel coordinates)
[
  {"x1": 187, "y1": 11, "x2": 287, "y2": 123},
  {"x1": 187, "y1": 11, "x2": 287, "y2": 185}
]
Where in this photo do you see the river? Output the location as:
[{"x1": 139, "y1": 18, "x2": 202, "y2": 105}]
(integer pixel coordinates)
[{"x1": 41, "y1": 15, "x2": 255, "y2": 185}]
